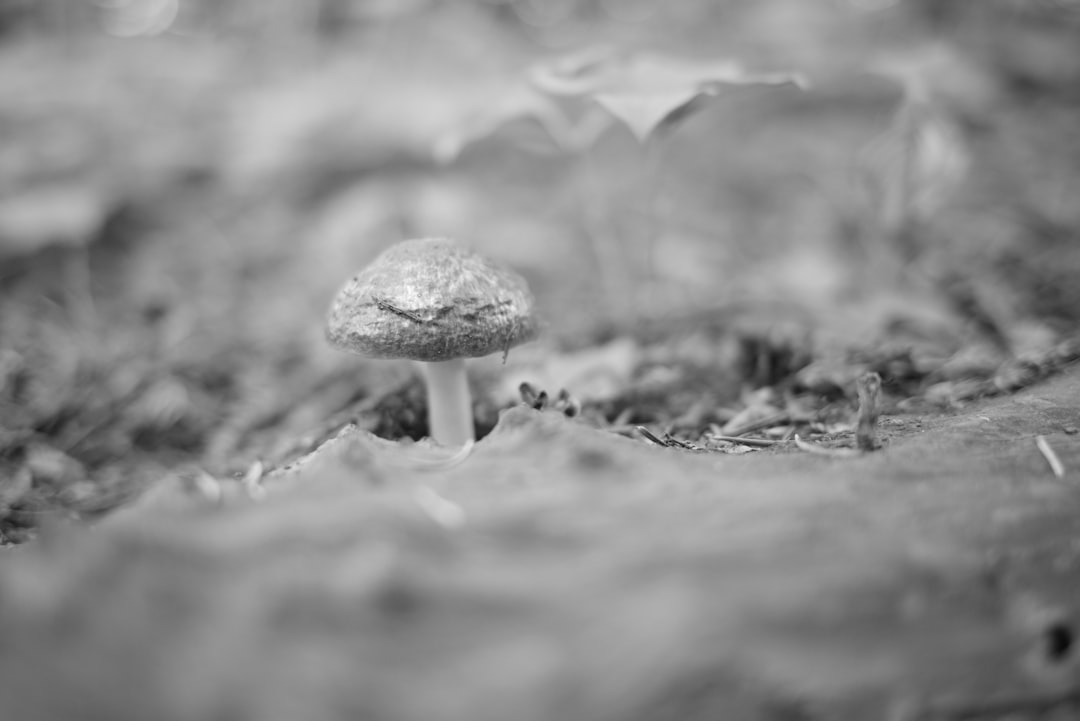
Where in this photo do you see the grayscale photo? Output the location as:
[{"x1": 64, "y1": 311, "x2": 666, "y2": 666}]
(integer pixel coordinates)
[{"x1": 1, "y1": 1, "x2": 1079, "y2": 719}]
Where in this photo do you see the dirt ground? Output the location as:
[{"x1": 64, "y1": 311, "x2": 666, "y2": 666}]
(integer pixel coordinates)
[
  {"x1": 1, "y1": 1, "x2": 1080, "y2": 718},
  {"x1": 2, "y1": 346, "x2": 1079, "y2": 721}
]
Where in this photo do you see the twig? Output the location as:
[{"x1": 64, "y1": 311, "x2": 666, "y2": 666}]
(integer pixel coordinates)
[
  {"x1": 794, "y1": 434, "x2": 862, "y2": 458},
  {"x1": 373, "y1": 297, "x2": 423, "y2": 323},
  {"x1": 856, "y1": 371, "x2": 882, "y2": 451},
  {"x1": 636, "y1": 426, "x2": 669, "y2": 447},
  {"x1": 707, "y1": 435, "x2": 788, "y2": 448},
  {"x1": 635, "y1": 426, "x2": 704, "y2": 451},
  {"x1": 723, "y1": 411, "x2": 791, "y2": 438},
  {"x1": 1035, "y1": 435, "x2": 1066, "y2": 478}
]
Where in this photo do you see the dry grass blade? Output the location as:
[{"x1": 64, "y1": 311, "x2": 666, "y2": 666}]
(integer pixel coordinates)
[
  {"x1": 723, "y1": 411, "x2": 791, "y2": 438},
  {"x1": 707, "y1": 435, "x2": 788, "y2": 448},
  {"x1": 635, "y1": 425, "x2": 669, "y2": 447},
  {"x1": 1035, "y1": 435, "x2": 1066, "y2": 478},
  {"x1": 793, "y1": 434, "x2": 862, "y2": 458}
]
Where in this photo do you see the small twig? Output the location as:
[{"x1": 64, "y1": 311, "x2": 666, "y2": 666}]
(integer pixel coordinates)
[
  {"x1": 856, "y1": 371, "x2": 882, "y2": 451},
  {"x1": 794, "y1": 434, "x2": 862, "y2": 458},
  {"x1": 634, "y1": 427, "x2": 704, "y2": 451},
  {"x1": 707, "y1": 435, "x2": 788, "y2": 448},
  {"x1": 1035, "y1": 435, "x2": 1066, "y2": 479},
  {"x1": 723, "y1": 411, "x2": 791, "y2": 438},
  {"x1": 636, "y1": 426, "x2": 669, "y2": 447},
  {"x1": 501, "y1": 320, "x2": 516, "y2": 364},
  {"x1": 373, "y1": 297, "x2": 423, "y2": 323}
]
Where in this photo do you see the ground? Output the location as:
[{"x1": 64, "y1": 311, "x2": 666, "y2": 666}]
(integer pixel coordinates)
[
  {"x1": 2, "y1": 361, "x2": 1079, "y2": 720},
  {"x1": 1, "y1": 1, "x2": 1079, "y2": 719}
]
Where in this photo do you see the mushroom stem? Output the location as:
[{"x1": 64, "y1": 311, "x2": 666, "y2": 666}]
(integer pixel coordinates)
[{"x1": 420, "y1": 358, "x2": 475, "y2": 447}]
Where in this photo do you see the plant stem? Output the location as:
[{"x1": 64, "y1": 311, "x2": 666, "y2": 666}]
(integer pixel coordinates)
[
  {"x1": 580, "y1": 149, "x2": 633, "y2": 323},
  {"x1": 640, "y1": 134, "x2": 670, "y2": 309},
  {"x1": 856, "y1": 372, "x2": 882, "y2": 451}
]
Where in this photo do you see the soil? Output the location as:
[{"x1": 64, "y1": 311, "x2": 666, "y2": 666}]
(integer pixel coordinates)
[{"x1": 1, "y1": 364, "x2": 1079, "y2": 721}]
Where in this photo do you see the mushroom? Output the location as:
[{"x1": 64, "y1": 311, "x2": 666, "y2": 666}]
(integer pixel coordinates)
[{"x1": 326, "y1": 238, "x2": 538, "y2": 447}]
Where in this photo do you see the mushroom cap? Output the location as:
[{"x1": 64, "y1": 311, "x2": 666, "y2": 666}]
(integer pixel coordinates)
[{"x1": 326, "y1": 238, "x2": 539, "y2": 362}]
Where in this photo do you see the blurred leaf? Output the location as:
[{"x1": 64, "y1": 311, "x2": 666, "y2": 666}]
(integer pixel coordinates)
[
  {"x1": 861, "y1": 49, "x2": 973, "y2": 229},
  {"x1": 433, "y1": 82, "x2": 612, "y2": 163},
  {"x1": 99, "y1": 0, "x2": 178, "y2": 38},
  {"x1": 527, "y1": 45, "x2": 623, "y2": 98},
  {"x1": 591, "y1": 90, "x2": 704, "y2": 143},
  {"x1": 0, "y1": 184, "x2": 108, "y2": 258},
  {"x1": 436, "y1": 48, "x2": 806, "y2": 159},
  {"x1": 533, "y1": 50, "x2": 808, "y2": 142},
  {"x1": 228, "y1": 59, "x2": 498, "y2": 184}
]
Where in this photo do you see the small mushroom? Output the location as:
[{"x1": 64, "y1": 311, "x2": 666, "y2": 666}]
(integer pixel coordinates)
[{"x1": 326, "y1": 238, "x2": 538, "y2": 447}]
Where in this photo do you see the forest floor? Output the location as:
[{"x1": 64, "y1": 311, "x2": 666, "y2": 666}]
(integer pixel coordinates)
[
  {"x1": 1, "y1": 1, "x2": 1079, "y2": 719},
  {"x1": 2, "y1": 350, "x2": 1079, "y2": 721}
]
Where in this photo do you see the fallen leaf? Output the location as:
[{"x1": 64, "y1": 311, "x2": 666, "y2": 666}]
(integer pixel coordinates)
[
  {"x1": 592, "y1": 89, "x2": 702, "y2": 142},
  {"x1": 433, "y1": 82, "x2": 612, "y2": 162},
  {"x1": 534, "y1": 50, "x2": 808, "y2": 141},
  {"x1": 437, "y1": 48, "x2": 806, "y2": 157}
]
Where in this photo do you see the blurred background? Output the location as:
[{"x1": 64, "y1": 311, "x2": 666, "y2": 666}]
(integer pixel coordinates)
[{"x1": 2, "y1": 0, "x2": 1080, "y2": 538}]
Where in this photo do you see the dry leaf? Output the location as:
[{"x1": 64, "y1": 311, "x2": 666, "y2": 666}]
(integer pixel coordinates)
[
  {"x1": 534, "y1": 50, "x2": 807, "y2": 141},
  {"x1": 433, "y1": 82, "x2": 612, "y2": 162},
  {"x1": 436, "y1": 48, "x2": 806, "y2": 158}
]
